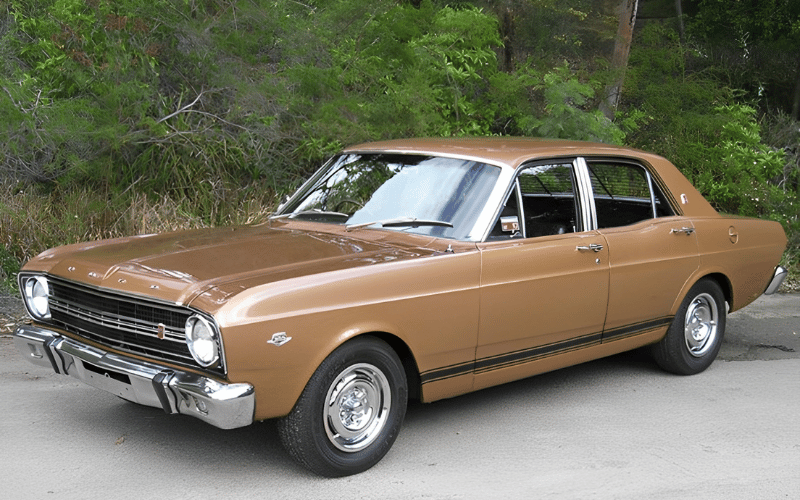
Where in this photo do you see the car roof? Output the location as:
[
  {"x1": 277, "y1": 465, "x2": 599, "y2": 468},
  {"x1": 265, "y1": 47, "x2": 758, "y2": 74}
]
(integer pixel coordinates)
[{"x1": 343, "y1": 137, "x2": 652, "y2": 170}]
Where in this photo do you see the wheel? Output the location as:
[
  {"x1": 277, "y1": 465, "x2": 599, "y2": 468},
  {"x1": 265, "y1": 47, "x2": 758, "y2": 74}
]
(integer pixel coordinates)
[
  {"x1": 652, "y1": 278, "x2": 726, "y2": 375},
  {"x1": 277, "y1": 337, "x2": 408, "y2": 477}
]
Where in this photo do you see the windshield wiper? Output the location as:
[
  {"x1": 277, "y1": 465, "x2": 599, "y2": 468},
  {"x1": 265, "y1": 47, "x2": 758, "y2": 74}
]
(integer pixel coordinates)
[
  {"x1": 270, "y1": 209, "x2": 349, "y2": 220},
  {"x1": 345, "y1": 217, "x2": 453, "y2": 232}
]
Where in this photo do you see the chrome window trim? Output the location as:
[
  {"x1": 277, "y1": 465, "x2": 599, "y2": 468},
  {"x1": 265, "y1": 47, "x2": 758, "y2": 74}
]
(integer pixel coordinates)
[
  {"x1": 275, "y1": 155, "x2": 338, "y2": 216},
  {"x1": 277, "y1": 151, "x2": 512, "y2": 243},
  {"x1": 479, "y1": 167, "x2": 521, "y2": 242},
  {"x1": 480, "y1": 158, "x2": 587, "y2": 241},
  {"x1": 514, "y1": 180, "x2": 525, "y2": 238},
  {"x1": 574, "y1": 157, "x2": 597, "y2": 231},
  {"x1": 645, "y1": 169, "x2": 658, "y2": 219},
  {"x1": 468, "y1": 163, "x2": 516, "y2": 242},
  {"x1": 581, "y1": 156, "x2": 680, "y2": 224}
]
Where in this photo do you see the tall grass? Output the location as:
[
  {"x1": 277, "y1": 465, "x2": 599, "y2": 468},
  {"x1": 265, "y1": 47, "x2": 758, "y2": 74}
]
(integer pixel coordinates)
[{"x1": 0, "y1": 182, "x2": 278, "y2": 293}]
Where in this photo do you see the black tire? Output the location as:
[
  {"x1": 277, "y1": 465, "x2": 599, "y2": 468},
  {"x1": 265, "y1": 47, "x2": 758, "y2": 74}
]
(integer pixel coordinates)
[
  {"x1": 652, "y1": 278, "x2": 726, "y2": 375},
  {"x1": 277, "y1": 336, "x2": 408, "y2": 477}
]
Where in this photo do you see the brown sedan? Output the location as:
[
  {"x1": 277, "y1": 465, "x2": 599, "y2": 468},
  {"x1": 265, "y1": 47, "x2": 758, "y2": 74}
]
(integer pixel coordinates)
[{"x1": 14, "y1": 138, "x2": 787, "y2": 476}]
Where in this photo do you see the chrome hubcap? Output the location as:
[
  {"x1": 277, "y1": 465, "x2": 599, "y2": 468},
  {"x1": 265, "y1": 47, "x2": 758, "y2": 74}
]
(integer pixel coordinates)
[
  {"x1": 324, "y1": 363, "x2": 391, "y2": 452},
  {"x1": 684, "y1": 293, "x2": 718, "y2": 357}
]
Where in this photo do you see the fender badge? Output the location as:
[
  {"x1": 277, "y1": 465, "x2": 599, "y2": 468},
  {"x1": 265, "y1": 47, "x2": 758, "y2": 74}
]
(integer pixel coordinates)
[{"x1": 267, "y1": 332, "x2": 292, "y2": 347}]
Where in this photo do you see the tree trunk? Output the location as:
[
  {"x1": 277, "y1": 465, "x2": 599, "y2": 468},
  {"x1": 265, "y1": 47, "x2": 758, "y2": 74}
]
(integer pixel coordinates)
[
  {"x1": 675, "y1": 0, "x2": 685, "y2": 42},
  {"x1": 793, "y1": 59, "x2": 800, "y2": 121},
  {"x1": 501, "y1": 8, "x2": 515, "y2": 72},
  {"x1": 600, "y1": 0, "x2": 639, "y2": 121}
]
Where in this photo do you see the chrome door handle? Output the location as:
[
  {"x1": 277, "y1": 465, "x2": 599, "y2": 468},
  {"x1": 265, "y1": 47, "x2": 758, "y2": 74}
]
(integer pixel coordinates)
[
  {"x1": 670, "y1": 227, "x2": 695, "y2": 235},
  {"x1": 576, "y1": 243, "x2": 603, "y2": 252}
]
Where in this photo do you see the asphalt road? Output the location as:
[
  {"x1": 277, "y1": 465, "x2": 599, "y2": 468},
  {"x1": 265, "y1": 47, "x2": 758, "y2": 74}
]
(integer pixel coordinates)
[{"x1": 1, "y1": 294, "x2": 798, "y2": 500}]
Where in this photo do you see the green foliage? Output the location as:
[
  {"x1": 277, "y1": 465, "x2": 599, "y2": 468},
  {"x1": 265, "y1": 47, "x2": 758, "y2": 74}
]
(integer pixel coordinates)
[
  {"x1": 474, "y1": 0, "x2": 617, "y2": 66},
  {"x1": 524, "y1": 64, "x2": 625, "y2": 144},
  {"x1": 10, "y1": 0, "x2": 161, "y2": 97},
  {"x1": 688, "y1": 0, "x2": 800, "y2": 112},
  {"x1": 623, "y1": 24, "x2": 796, "y2": 216},
  {"x1": 0, "y1": 0, "x2": 797, "y2": 285},
  {"x1": 283, "y1": 1, "x2": 508, "y2": 158},
  {"x1": 622, "y1": 22, "x2": 799, "y2": 282},
  {"x1": 688, "y1": 104, "x2": 785, "y2": 216},
  {"x1": 408, "y1": 5, "x2": 502, "y2": 134}
]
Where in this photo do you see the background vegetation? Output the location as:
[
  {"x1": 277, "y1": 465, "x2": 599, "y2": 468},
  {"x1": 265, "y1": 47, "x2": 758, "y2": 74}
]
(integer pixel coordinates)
[{"x1": 1, "y1": 0, "x2": 798, "y2": 292}]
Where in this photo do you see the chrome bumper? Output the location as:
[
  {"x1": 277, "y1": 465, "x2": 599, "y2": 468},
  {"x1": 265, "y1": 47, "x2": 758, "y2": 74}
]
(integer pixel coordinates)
[
  {"x1": 764, "y1": 266, "x2": 788, "y2": 295},
  {"x1": 13, "y1": 324, "x2": 255, "y2": 430}
]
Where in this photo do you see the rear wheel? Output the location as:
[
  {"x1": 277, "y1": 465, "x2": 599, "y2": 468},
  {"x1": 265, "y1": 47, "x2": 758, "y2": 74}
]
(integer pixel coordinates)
[
  {"x1": 277, "y1": 337, "x2": 407, "y2": 477},
  {"x1": 652, "y1": 278, "x2": 726, "y2": 375}
]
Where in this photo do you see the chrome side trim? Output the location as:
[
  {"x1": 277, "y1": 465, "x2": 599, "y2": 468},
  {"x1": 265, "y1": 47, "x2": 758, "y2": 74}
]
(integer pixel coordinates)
[
  {"x1": 764, "y1": 266, "x2": 787, "y2": 295},
  {"x1": 13, "y1": 324, "x2": 255, "y2": 430}
]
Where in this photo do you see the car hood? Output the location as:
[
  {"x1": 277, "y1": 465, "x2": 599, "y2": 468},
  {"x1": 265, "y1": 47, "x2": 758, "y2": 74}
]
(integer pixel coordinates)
[{"x1": 24, "y1": 223, "x2": 436, "y2": 309}]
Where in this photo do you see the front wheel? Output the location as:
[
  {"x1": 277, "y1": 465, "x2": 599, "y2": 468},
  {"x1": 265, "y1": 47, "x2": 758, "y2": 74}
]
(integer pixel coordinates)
[
  {"x1": 277, "y1": 337, "x2": 407, "y2": 477},
  {"x1": 652, "y1": 278, "x2": 726, "y2": 375}
]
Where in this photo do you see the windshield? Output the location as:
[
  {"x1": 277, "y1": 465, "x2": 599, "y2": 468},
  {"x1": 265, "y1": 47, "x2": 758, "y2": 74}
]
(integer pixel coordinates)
[{"x1": 279, "y1": 153, "x2": 502, "y2": 241}]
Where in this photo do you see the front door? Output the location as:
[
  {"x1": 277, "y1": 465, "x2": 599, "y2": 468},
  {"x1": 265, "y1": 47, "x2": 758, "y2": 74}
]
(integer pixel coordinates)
[{"x1": 474, "y1": 161, "x2": 610, "y2": 390}]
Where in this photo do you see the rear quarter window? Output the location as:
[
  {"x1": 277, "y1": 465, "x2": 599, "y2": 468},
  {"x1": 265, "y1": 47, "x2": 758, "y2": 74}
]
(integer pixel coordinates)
[{"x1": 587, "y1": 161, "x2": 674, "y2": 228}]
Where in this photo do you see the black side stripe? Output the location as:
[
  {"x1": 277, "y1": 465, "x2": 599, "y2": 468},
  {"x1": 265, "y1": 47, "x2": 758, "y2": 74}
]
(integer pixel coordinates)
[
  {"x1": 420, "y1": 315, "x2": 674, "y2": 385},
  {"x1": 473, "y1": 332, "x2": 603, "y2": 375},
  {"x1": 420, "y1": 360, "x2": 475, "y2": 384},
  {"x1": 602, "y1": 316, "x2": 673, "y2": 342}
]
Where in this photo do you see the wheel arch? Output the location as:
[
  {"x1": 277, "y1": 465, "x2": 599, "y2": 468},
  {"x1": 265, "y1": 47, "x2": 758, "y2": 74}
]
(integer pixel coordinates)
[
  {"x1": 346, "y1": 331, "x2": 422, "y2": 403},
  {"x1": 672, "y1": 271, "x2": 733, "y2": 316},
  {"x1": 701, "y1": 272, "x2": 733, "y2": 309}
]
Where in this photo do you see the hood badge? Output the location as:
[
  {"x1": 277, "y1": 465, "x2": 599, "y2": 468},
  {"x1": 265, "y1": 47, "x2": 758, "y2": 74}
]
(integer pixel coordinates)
[{"x1": 267, "y1": 332, "x2": 292, "y2": 347}]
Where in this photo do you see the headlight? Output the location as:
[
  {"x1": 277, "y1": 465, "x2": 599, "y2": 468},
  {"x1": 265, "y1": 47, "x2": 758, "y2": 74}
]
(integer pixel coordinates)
[
  {"x1": 185, "y1": 315, "x2": 219, "y2": 367},
  {"x1": 23, "y1": 275, "x2": 51, "y2": 320}
]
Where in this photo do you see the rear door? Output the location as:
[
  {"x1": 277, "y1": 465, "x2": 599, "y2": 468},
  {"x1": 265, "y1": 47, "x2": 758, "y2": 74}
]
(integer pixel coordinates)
[{"x1": 584, "y1": 159, "x2": 699, "y2": 341}]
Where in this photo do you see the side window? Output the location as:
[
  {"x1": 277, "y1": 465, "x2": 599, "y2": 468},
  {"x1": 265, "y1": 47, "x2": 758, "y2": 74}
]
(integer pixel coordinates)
[
  {"x1": 587, "y1": 162, "x2": 674, "y2": 229},
  {"x1": 488, "y1": 163, "x2": 580, "y2": 240}
]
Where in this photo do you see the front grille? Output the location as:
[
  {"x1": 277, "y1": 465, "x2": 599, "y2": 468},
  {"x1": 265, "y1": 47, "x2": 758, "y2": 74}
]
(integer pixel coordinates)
[{"x1": 43, "y1": 276, "x2": 224, "y2": 375}]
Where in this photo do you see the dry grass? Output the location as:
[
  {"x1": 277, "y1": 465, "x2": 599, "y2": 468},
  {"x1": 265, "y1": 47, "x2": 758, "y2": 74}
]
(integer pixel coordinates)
[
  {"x1": 1, "y1": 181, "x2": 797, "y2": 295},
  {"x1": 0, "y1": 182, "x2": 278, "y2": 292}
]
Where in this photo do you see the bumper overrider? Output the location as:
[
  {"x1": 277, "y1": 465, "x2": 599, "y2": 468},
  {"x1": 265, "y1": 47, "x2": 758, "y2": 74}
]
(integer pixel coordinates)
[
  {"x1": 13, "y1": 324, "x2": 255, "y2": 430},
  {"x1": 764, "y1": 266, "x2": 788, "y2": 295}
]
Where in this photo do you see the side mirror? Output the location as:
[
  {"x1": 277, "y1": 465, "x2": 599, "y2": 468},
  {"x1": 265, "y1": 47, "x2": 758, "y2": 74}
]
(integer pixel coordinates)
[{"x1": 500, "y1": 216, "x2": 520, "y2": 233}]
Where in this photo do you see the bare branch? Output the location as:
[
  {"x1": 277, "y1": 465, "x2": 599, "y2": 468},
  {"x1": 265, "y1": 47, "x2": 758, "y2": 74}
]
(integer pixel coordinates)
[{"x1": 156, "y1": 91, "x2": 205, "y2": 124}]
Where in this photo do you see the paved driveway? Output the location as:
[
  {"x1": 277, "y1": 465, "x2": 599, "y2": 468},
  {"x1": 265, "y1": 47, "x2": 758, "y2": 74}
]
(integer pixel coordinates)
[{"x1": 1, "y1": 294, "x2": 798, "y2": 499}]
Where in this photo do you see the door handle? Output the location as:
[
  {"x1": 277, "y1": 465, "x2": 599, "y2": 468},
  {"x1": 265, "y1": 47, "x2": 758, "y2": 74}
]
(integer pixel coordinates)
[
  {"x1": 670, "y1": 227, "x2": 695, "y2": 235},
  {"x1": 576, "y1": 243, "x2": 603, "y2": 252}
]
